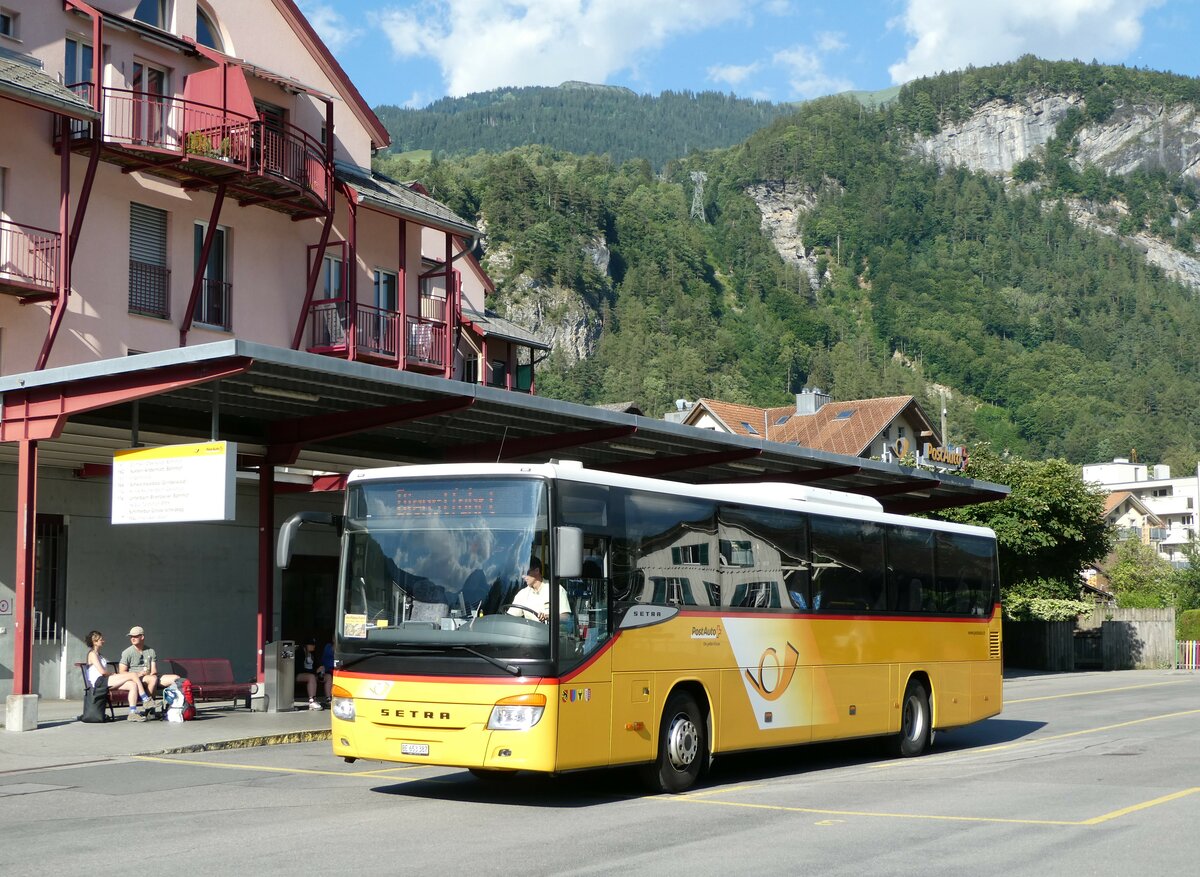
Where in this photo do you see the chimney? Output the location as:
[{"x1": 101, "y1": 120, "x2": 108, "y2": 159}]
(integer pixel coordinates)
[{"x1": 795, "y1": 387, "x2": 831, "y2": 416}]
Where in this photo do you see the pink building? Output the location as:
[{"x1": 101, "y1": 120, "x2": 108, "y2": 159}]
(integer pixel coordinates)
[{"x1": 0, "y1": 0, "x2": 546, "y2": 385}]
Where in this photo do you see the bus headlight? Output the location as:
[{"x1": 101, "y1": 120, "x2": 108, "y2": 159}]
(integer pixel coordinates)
[
  {"x1": 487, "y1": 693, "x2": 546, "y2": 731},
  {"x1": 331, "y1": 685, "x2": 355, "y2": 721}
]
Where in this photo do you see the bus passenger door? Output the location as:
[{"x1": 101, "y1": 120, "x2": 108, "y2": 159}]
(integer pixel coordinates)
[
  {"x1": 555, "y1": 650, "x2": 613, "y2": 771},
  {"x1": 609, "y1": 673, "x2": 655, "y2": 765}
]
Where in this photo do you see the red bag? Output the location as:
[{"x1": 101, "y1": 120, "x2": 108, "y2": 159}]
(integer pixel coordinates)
[{"x1": 179, "y1": 678, "x2": 197, "y2": 721}]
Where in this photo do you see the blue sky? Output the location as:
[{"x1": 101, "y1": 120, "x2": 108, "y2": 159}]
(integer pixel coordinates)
[{"x1": 295, "y1": 1, "x2": 1200, "y2": 109}]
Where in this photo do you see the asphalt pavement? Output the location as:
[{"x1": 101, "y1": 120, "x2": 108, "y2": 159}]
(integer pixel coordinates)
[{"x1": 1, "y1": 697, "x2": 331, "y2": 773}]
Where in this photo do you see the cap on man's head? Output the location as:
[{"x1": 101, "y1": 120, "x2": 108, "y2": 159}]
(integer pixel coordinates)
[{"x1": 128, "y1": 626, "x2": 145, "y2": 637}]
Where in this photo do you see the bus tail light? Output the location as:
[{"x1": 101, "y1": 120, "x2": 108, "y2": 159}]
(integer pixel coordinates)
[
  {"x1": 487, "y1": 693, "x2": 546, "y2": 731},
  {"x1": 331, "y1": 684, "x2": 355, "y2": 722}
]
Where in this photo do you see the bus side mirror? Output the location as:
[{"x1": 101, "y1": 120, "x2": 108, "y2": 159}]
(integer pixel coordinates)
[
  {"x1": 277, "y1": 511, "x2": 343, "y2": 569},
  {"x1": 554, "y1": 526, "x2": 583, "y2": 578}
]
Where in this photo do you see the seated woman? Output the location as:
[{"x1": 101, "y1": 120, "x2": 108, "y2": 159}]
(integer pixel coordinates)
[{"x1": 85, "y1": 630, "x2": 153, "y2": 722}]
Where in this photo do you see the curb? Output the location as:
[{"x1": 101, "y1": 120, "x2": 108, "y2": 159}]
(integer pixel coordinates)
[{"x1": 147, "y1": 729, "x2": 332, "y2": 755}]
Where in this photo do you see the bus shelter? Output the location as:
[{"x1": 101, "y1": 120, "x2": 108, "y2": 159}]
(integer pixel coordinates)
[{"x1": 0, "y1": 340, "x2": 1008, "y2": 706}]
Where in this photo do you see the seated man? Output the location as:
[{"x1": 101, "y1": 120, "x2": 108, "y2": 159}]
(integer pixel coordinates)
[
  {"x1": 119, "y1": 625, "x2": 179, "y2": 706},
  {"x1": 507, "y1": 557, "x2": 570, "y2": 623}
]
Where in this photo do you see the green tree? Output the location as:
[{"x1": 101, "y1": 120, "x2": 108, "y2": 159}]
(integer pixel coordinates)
[
  {"x1": 936, "y1": 444, "x2": 1114, "y2": 591},
  {"x1": 1108, "y1": 539, "x2": 1175, "y2": 607}
]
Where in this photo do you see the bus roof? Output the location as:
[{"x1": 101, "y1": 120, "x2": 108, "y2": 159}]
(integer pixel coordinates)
[{"x1": 346, "y1": 462, "x2": 996, "y2": 538}]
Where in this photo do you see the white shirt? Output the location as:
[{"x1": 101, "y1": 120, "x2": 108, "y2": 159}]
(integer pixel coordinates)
[
  {"x1": 86, "y1": 655, "x2": 107, "y2": 686},
  {"x1": 508, "y1": 580, "x2": 570, "y2": 621}
]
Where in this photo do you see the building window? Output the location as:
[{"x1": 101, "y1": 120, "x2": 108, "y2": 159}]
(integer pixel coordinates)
[
  {"x1": 671, "y1": 544, "x2": 709, "y2": 565},
  {"x1": 320, "y1": 254, "x2": 343, "y2": 300},
  {"x1": 129, "y1": 202, "x2": 170, "y2": 317},
  {"x1": 64, "y1": 37, "x2": 93, "y2": 87},
  {"x1": 882, "y1": 426, "x2": 890, "y2": 440},
  {"x1": 373, "y1": 269, "x2": 398, "y2": 311},
  {"x1": 0, "y1": 8, "x2": 19, "y2": 40},
  {"x1": 193, "y1": 221, "x2": 230, "y2": 329},
  {"x1": 134, "y1": 0, "x2": 172, "y2": 30},
  {"x1": 195, "y1": 6, "x2": 222, "y2": 51},
  {"x1": 898, "y1": 426, "x2": 906, "y2": 438},
  {"x1": 34, "y1": 515, "x2": 67, "y2": 644}
]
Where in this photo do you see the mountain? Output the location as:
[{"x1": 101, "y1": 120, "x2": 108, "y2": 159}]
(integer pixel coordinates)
[
  {"x1": 374, "y1": 83, "x2": 794, "y2": 169},
  {"x1": 374, "y1": 57, "x2": 1200, "y2": 471}
]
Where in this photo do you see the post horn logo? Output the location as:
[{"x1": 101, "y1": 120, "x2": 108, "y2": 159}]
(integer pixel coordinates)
[{"x1": 744, "y1": 641, "x2": 800, "y2": 701}]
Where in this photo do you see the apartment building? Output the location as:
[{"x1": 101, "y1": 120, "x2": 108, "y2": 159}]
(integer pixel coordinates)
[
  {"x1": 0, "y1": 1, "x2": 549, "y2": 705},
  {"x1": 0, "y1": 0, "x2": 545, "y2": 382},
  {"x1": 1082, "y1": 458, "x2": 1200, "y2": 565}
]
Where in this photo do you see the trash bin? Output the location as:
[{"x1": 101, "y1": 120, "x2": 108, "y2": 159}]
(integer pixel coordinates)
[{"x1": 264, "y1": 640, "x2": 295, "y2": 712}]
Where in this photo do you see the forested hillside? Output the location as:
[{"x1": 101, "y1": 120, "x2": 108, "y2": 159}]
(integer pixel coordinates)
[
  {"x1": 376, "y1": 58, "x2": 1200, "y2": 469},
  {"x1": 375, "y1": 83, "x2": 793, "y2": 168}
]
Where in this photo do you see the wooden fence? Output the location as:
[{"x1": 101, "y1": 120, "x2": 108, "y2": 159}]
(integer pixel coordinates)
[
  {"x1": 1179, "y1": 641, "x2": 1200, "y2": 670},
  {"x1": 1004, "y1": 608, "x2": 1178, "y2": 671}
]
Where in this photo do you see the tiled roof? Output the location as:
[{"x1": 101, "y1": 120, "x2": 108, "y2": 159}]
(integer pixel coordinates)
[
  {"x1": 686, "y1": 394, "x2": 935, "y2": 457},
  {"x1": 688, "y1": 399, "x2": 772, "y2": 437},
  {"x1": 334, "y1": 162, "x2": 476, "y2": 236},
  {"x1": 461, "y1": 306, "x2": 550, "y2": 350},
  {"x1": 773, "y1": 395, "x2": 921, "y2": 457},
  {"x1": 1103, "y1": 491, "x2": 1134, "y2": 516},
  {"x1": 594, "y1": 402, "x2": 645, "y2": 415},
  {"x1": 0, "y1": 55, "x2": 98, "y2": 121}
]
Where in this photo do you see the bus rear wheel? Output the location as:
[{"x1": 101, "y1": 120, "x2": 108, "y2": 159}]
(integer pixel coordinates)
[
  {"x1": 640, "y1": 690, "x2": 706, "y2": 794},
  {"x1": 889, "y1": 678, "x2": 931, "y2": 758}
]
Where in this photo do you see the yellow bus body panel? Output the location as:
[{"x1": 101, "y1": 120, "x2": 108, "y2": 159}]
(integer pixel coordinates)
[{"x1": 332, "y1": 611, "x2": 1002, "y2": 772}]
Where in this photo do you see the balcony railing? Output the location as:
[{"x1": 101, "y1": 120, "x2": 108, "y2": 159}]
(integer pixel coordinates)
[
  {"x1": 418, "y1": 292, "x2": 446, "y2": 323},
  {"x1": 0, "y1": 219, "x2": 60, "y2": 295},
  {"x1": 407, "y1": 316, "x2": 446, "y2": 369},
  {"x1": 308, "y1": 300, "x2": 400, "y2": 362},
  {"x1": 66, "y1": 85, "x2": 330, "y2": 210},
  {"x1": 193, "y1": 278, "x2": 232, "y2": 331},
  {"x1": 309, "y1": 299, "x2": 347, "y2": 351},
  {"x1": 356, "y1": 303, "x2": 399, "y2": 361},
  {"x1": 128, "y1": 259, "x2": 171, "y2": 317}
]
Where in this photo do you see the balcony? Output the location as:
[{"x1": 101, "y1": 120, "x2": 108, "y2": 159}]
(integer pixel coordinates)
[
  {"x1": 64, "y1": 85, "x2": 330, "y2": 218},
  {"x1": 406, "y1": 316, "x2": 446, "y2": 371},
  {"x1": 307, "y1": 300, "x2": 401, "y2": 364},
  {"x1": 0, "y1": 219, "x2": 60, "y2": 299}
]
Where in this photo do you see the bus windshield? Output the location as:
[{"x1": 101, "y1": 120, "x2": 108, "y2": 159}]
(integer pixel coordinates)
[{"x1": 339, "y1": 477, "x2": 553, "y2": 664}]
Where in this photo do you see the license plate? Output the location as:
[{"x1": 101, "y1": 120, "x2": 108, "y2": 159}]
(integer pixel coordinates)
[{"x1": 401, "y1": 742, "x2": 430, "y2": 756}]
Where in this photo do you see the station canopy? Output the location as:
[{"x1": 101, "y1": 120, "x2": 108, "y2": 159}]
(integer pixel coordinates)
[{"x1": 0, "y1": 340, "x2": 1007, "y2": 515}]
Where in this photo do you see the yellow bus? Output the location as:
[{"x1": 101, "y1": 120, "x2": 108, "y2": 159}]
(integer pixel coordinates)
[{"x1": 279, "y1": 461, "x2": 1002, "y2": 792}]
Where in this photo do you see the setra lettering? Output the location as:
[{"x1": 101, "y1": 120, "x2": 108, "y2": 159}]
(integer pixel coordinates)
[{"x1": 380, "y1": 708, "x2": 451, "y2": 720}]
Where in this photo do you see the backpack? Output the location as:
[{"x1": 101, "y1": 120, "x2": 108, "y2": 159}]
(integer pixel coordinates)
[
  {"x1": 163, "y1": 680, "x2": 185, "y2": 722},
  {"x1": 80, "y1": 675, "x2": 110, "y2": 723},
  {"x1": 179, "y1": 678, "x2": 197, "y2": 721}
]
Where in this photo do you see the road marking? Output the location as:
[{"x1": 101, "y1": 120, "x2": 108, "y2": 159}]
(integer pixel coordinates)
[
  {"x1": 134, "y1": 754, "x2": 427, "y2": 780},
  {"x1": 869, "y1": 707, "x2": 1200, "y2": 769},
  {"x1": 1081, "y1": 787, "x2": 1200, "y2": 825},
  {"x1": 667, "y1": 787, "x2": 1200, "y2": 827},
  {"x1": 1006, "y1": 680, "x2": 1192, "y2": 705}
]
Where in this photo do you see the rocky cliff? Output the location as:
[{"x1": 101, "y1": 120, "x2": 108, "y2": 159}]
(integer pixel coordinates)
[{"x1": 748, "y1": 94, "x2": 1200, "y2": 292}]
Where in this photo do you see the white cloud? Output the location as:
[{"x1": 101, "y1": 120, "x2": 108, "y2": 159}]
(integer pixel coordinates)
[
  {"x1": 889, "y1": 0, "x2": 1166, "y2": 84},
  {"x1": 298, "y1": 2, "x2": 364, "y2": 54},
  {"x1": 773, "y1": 44, "x2": 853, "y2": 99},
  {"x1": 708, "y1": 62, "x2": 763, "y2": 87},
  {"x1": 372, "y1": 0, "x2": 754, "y2": 96},
  {"x1": 816, "y1": 31, "x2": 846, "y2": 53}
]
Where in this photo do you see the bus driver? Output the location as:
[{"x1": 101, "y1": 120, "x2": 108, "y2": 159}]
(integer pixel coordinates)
[{"x1": 507, "y1": 557, "x2": 570, "y2": 623}]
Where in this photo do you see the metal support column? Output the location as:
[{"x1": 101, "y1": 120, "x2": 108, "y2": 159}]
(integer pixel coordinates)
[
  {"x1": 256, "y1": 462, "x2": 275, "y2": 683},
  {"x1": 12, "y1": 440, "x2": 38, "y2": 695}
]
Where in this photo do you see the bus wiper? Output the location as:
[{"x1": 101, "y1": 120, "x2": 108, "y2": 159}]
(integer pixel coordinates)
[{"x1": 452, "y1": 645, "x2": 521, "y2": 676}]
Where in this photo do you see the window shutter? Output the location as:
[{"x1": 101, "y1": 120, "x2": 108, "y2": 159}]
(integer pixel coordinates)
[{"x1": 129, "y1": 203, "x2": 167, "y2": 266}]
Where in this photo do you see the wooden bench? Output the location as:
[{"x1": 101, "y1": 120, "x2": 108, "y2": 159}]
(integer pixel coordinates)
[{"x1": 165, "y1": 658, "x2": 254, "y2": 710}]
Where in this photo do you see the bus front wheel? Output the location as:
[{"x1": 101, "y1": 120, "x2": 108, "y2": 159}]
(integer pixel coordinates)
[
  {"x1": 641, "y1": 690, "x2": 707, "y2": 794},
  {"x1": 889, "y1": 679, "x2": 931, "y2": 758}
]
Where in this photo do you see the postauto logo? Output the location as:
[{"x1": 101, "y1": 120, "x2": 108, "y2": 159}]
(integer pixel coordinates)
[{"x1": 724, "y1": 618, "x2": 808, "y2": 730}]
